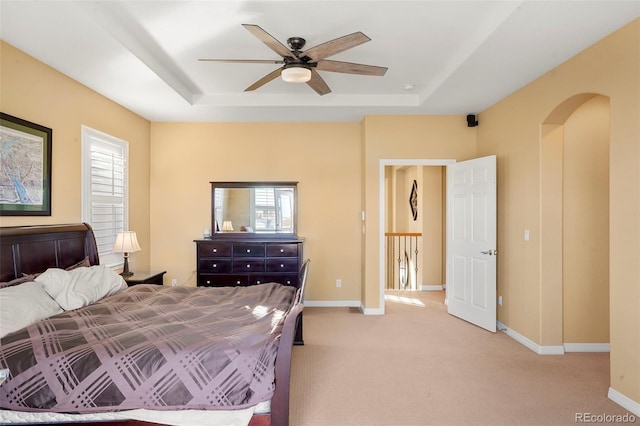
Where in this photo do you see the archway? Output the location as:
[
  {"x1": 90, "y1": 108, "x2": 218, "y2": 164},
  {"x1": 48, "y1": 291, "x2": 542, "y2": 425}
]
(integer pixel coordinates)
[{"x1": 541, "y1": 93, "x2": 610, "y2": 350}]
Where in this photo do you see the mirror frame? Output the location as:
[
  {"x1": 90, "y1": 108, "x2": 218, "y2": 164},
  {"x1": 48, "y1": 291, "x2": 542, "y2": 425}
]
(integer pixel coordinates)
[{"x1": 210, "y1": 181, "x2": 298, "y2": 240}]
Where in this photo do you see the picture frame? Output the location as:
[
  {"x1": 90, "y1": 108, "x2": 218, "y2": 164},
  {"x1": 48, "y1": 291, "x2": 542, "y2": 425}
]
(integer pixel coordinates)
[
  {"x1": 409, "y1": 179, "x2": 418, "y2": 221},
  {"x1": 0, "y1": 113, "x2": 52, "y2": 216}
]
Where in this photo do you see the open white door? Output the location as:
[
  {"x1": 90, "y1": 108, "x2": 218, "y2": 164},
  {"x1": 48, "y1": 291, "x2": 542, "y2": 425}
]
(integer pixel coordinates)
[{"x1": 446, "y1": 155, "x2": 497, "y2": 332}]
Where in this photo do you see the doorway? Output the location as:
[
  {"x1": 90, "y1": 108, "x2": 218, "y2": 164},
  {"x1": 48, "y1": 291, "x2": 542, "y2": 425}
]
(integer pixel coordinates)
[
  {"x1": 384, "y1": 165, "x2": 445, "y2": 292},
  {"x1": 379, "y1": 160, "x2": 454, "y2": 314}
]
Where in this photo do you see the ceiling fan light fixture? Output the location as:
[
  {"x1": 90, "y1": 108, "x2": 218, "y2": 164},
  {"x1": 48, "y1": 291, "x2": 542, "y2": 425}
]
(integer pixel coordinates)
[{"x1": 281, "y1": 66, "x2": 311, "y2": 83}]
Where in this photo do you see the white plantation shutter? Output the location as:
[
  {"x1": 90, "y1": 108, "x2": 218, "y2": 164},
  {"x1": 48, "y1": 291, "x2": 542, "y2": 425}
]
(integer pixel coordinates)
[
  {"x1": 254, "y1": 187, "x2": 275, "y2": 231},
  {"x1": 82, "y1": 126, "x2": 128, "y2": 267}
]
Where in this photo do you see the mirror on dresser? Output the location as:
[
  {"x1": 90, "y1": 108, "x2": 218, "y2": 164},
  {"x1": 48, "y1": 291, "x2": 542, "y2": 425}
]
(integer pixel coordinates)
[{"x1": 211, "y1": 181, "x2": 298, "y2": 238}]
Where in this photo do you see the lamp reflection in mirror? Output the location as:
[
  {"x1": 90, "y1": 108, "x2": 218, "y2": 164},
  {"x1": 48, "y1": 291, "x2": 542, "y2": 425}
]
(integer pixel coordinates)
[
  {"x1": 222, "y1": 221, "x2": 234, "y2": 232},
  {"x1": 112, "y1": 231, "x2": 141, "y2": 277},
  {"x1": 281, "y1": 66, "x2": 311, "y2": 83}
]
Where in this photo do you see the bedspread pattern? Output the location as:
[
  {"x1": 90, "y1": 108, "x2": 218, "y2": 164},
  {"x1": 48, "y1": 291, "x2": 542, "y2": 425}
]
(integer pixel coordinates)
[{"x1": 0, "y1": 283, "x2": 295, "y2": 413}]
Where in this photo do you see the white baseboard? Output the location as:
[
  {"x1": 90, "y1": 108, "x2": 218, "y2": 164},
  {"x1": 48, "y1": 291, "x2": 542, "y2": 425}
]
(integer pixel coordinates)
[
  {"x1": 498, "y1": 323, "x2": 613, "y2": 354},
  {"x1": 564, "y1": 343, "x2": 610, "y2": 352},
  {"x1": 361, "y1": 303, "x2": 384, "y2": 315},
  {"x1": 608, "y1": 387, "x2": 640, "y2": 417},
  {"x1": 497, "y1": 321, "x2": 565, "y2": 355},
  {"x1": 420, "y1": 284, "x2": 444, "y2": 291},
  {"x1": 304, "y1": 300, "x2": 361, "y2": 308}
]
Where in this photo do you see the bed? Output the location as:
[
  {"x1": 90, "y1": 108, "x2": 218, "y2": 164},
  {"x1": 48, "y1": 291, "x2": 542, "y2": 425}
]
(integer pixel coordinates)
[{"x1": 0, "y1": 223, "x2": 307, "y2": 426}]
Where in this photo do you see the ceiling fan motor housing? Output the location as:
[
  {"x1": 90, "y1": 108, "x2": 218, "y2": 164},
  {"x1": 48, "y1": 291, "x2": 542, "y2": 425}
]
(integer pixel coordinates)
[{"x1": 287, "y1": 36, "x2": 306, "y2": 51}]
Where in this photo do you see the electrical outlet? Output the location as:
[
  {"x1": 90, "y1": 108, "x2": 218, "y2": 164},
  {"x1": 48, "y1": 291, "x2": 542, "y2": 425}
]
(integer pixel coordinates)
[
  {"x1": 336, "y1": 279, "x2": 342, "y2": 288},
  {"x1": 498, "y1": 295, "x2": 503, "y2": 306},
  {"x1": 171, "y1": 278, "x2": 178, "y2": 287}
]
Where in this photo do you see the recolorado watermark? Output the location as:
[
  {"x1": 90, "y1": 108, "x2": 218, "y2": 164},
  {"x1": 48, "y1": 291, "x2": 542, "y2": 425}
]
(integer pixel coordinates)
[{"x1": 575, "y1": 412, "x2": 637, "y2": 423}]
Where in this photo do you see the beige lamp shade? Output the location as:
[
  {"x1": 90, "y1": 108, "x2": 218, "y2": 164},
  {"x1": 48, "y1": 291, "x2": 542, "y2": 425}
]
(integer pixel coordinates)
[{"x1": 112, "y1": 231, "x2": 141, "y2": 253}]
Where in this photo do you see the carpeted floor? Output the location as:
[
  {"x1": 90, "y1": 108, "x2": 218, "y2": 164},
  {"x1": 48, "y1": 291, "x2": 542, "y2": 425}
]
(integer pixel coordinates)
[{"x1": 289, "y1": 291, "x2": 633, "y2": 426}]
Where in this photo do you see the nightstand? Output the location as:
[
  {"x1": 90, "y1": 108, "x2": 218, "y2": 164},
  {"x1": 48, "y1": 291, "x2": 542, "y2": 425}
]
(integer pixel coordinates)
[{"x1": 123, "y1": 271, "x2": 166, "y2": 286}]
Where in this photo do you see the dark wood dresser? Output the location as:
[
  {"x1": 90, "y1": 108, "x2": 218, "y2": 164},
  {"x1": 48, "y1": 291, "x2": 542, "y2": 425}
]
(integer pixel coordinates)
[
  {"x1": 195, "y1": 238, "x2": 304, "y2": 287},
  {"x1": 194, "y1": 237, "x2": 305, "y2": 344}
]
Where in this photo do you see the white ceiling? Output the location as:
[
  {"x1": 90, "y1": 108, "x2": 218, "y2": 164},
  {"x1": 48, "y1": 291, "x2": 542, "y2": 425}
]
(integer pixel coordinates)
[{"x1": 1, "y1": 1, "x2": 638, "y2": 122}]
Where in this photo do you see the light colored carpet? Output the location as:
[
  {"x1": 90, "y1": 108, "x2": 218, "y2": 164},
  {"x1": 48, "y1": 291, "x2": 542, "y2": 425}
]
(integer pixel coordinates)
[{"x1": 289, "y1": 291, "x2": 631, "y2": 426}]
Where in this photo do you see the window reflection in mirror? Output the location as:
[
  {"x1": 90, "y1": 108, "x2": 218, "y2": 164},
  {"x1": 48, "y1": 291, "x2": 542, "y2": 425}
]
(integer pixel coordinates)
[{"x1": 212, "y1": 183, "x2": 297, "y2": 235}]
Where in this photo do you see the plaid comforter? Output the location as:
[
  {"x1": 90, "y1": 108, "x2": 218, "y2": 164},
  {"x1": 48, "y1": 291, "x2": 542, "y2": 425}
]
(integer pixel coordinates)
[{"x1": 0, "y1": 283, "x2": 295, "y2": 413}]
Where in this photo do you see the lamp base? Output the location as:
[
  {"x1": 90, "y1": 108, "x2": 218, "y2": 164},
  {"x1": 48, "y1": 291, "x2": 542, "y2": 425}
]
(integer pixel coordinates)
[{"x1": 120, "y1": 254, "x2": 133, "y2": 277}]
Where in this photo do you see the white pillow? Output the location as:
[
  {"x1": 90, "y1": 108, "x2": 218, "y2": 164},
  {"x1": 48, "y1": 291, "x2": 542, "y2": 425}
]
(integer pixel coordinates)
[
  {"x1": 36, "y1": 265, "x2": 127, "y2": 311},
  {"x1": 0, "y1": 281, "x2": 63, "y2": 338}
]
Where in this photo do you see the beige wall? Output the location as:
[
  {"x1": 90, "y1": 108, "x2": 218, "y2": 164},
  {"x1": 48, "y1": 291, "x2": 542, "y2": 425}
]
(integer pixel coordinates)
[
  {"x1": 477, "y1": 19, "x2": 639, "y2": 405},
  {"x1": 0, "y1": 41, "x2": 152, "y2": 269},
  {"x1": 149, "y1": 122, "x2": 363, "y2": 302}
]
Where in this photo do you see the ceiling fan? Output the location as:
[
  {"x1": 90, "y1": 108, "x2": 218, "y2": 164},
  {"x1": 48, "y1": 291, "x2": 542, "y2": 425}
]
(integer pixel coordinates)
[{"x1": 198, "y1": 24, "x2": 388, "y2": 96}]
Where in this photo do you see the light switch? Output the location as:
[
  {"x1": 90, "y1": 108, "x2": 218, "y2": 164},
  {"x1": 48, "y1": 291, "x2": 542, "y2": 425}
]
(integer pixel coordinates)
[{"x1": 524, "y1": 230, "x2": 530, "y2": 241}]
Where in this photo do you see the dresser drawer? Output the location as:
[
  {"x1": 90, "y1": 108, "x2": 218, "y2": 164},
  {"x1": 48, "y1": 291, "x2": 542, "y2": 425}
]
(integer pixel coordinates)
[
  {"x1": 233, "y1": 258, "x2": 265, "y2": 272},
  {"x1": 233, "y1": 244, "x2": 266, "y2": 257},
  {"x1": 199, "y1": 274, "x2": 249, "y2": 287},
  {"x1": 198, "y1": 258, "x2": 232, "y2": 273},
  {"x1": 198, "y1": 243, "x2": 232, "y2": 257},
  {"x1": 266, "y1": 243, "x2": 299, "y2": 257},
  {"x1": 266, "y1": 258, "x2": 299, "y2": 273},
  {"x1": 250, "y1": 273, "x2": 298, "y2": 287}
]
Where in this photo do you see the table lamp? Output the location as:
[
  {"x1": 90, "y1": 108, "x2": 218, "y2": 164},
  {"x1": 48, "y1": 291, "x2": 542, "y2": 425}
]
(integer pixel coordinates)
[{"x1": 112, "y1": 231, "x2": 141, "y2": 277}]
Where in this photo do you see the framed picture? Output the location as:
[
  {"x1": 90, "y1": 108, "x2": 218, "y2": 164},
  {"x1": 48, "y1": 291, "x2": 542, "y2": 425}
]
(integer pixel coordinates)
[
  {"x1": 409, "y1": 179, "x2": 418, "y2": 221},
  {"x1": 0, "y1": 113, "x2": 52, "y2": 216}
]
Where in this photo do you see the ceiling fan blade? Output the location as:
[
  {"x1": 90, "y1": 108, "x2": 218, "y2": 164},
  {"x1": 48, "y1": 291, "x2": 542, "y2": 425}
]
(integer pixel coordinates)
[
  {"x1": 315, "y1": 60, "x2": 388, "y2": 76},
  {"x1": 242, "y1": 24, "x2": 292, "y2": 58},
  {"x1": 306, "y1": 69, "x2": 331, "y2": 96},
  {"x1": 302, "y1": 32, "x2": 371, "y2": 61},
  {"x1": 244, "y1": 67, "x2": 283, "y2": 92},
  {"x1": 198, "y1": 59, "x2": 284, "y2": 64}
]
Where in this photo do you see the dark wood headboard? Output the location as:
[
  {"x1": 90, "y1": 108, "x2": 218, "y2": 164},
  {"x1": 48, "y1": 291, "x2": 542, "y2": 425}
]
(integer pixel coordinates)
[{"x1": 0, "y1": 223, "x2": 99, "y2": 282}]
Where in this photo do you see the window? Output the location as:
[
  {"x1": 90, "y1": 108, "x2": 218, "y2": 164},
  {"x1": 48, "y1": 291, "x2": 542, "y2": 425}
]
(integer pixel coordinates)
[{"x1": 81, "y1": 126, "x2": 128, "y2": 268}]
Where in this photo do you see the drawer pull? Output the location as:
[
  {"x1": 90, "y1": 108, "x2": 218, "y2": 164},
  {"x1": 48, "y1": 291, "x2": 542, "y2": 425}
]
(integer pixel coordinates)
[
  {"x1": 236, "y1": 280, "x2": 241, "y2": 285},
  {"x1": 212, "y1": 263, "x2": 217, "y2": 268},
  {"x1": 213, "y1": 248, "x2": 217, "y2": 253},
  {"x1": 246, "y1": 249, "x2": 251, "y2": 253},
  {"x1": 206, "y1": 280, "x2": 211, "y2": 284},
  {"x1": 280, "y1": 264, "x2": 285, "y2": 268},
  {"x1": 256, "y1": 280, "x2": 262, "y2": 284},
  {"x1": 246, "y1": 264, "x2": 251, "y2": 268},
  {"x1": 286, "y1": 280, "x2": 291, "y2": 285},
  {"x1": 280, "y1": 249, "x2": 284, "y2": 253}
]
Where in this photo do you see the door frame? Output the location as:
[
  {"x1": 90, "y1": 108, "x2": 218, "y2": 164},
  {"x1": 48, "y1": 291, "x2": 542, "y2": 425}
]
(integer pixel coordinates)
[{"x1": 378, "y1": 159, "x2": 456, "y2": 313}]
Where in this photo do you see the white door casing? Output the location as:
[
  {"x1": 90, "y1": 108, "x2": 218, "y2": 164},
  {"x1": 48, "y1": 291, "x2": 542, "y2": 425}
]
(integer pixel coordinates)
[{"x1": 446, "y1": 155, "x2": 497, "y2": 332}]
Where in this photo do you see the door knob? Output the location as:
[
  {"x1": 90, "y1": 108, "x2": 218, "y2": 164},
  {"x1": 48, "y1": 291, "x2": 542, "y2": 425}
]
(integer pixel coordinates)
[{"x1": 481, "y1": 250, "x2": 498, "y2": 256}]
